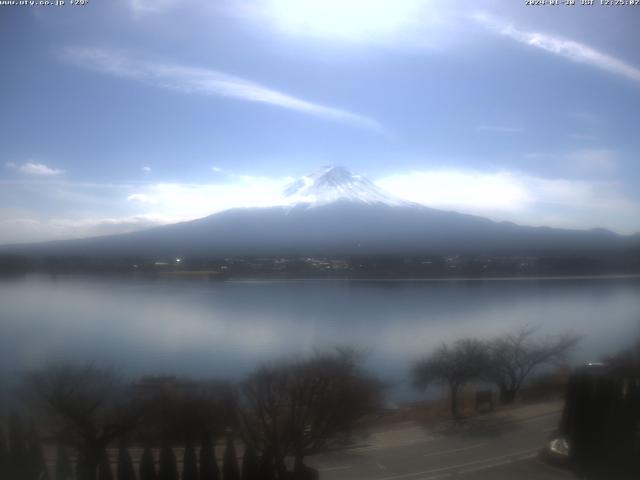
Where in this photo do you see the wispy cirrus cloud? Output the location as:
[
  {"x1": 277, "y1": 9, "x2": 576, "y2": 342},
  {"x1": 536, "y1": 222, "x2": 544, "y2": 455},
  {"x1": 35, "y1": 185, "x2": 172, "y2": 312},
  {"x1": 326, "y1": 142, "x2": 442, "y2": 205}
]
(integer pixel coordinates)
[
  {"x1": 60, "y1": 47, "x2": 383, "y2": 132},
  {"x1": 475, "y1": 14, "x2": 640, "y2": 85},
  {"x1": 6, "y1": 161, "x2": 64, "y2": 176}
]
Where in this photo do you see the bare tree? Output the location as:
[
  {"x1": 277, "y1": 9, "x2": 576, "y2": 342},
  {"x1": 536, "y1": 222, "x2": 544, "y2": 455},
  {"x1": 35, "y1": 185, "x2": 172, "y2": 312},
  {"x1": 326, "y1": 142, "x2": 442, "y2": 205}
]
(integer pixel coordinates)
[
  {"x1": 8, "y1": 412, "x2": 29, "y2": 480},
  {"x1": 135, "y1": 377, "x2": 229, "y2": 445},
  {"x1": 54, "y1": 444, "x2": 73, "y2": 480},
  {"x1": 198, "y1": 432, "x2": 220, "y2": 480},
  {"x1": 26, "y1": 364, "x2": 144, "y2": 480},
  {"x1": 241, "y1": 444, "x2": 259, "y2": 480},
  {"x1": 158, "y1": 443, "x2": 179, "y2": 480},
  {"x1": 182, "y1": 440, "x2": 198, "y2": 480},
  {"x1": 236, "y1": 365, "x2": 288, "y2": 477},
  {"x1": 0, "y1": 426, "x2": 7, "y2": 480},
  {"x1": 412, "y1": 339, "x2": 488, "y2": 419},
  {"x1": 26, "y1": 421, "x2": 48, "y2": 480},
  {"x1": 222, "y1": 435, "x2": 240, "y2": 480},
  {"x1": 237, "y1": 350, "x2": 381, "y2": 477},
  {"x1": 116, "y1": 443, "x2": 136, "y2": 480},
  {"x1": 138, "y1": 445, "x2": 156, "y2": 480},
  {"x1": 285, "y1": 350, "x2": 381, "y2": 468},
  {"x1": 486, "y1": 327, "x2": 579, "y2": 404},
  {"x1": 608, "y1": 339, "x2": 640, "y2": 376}
]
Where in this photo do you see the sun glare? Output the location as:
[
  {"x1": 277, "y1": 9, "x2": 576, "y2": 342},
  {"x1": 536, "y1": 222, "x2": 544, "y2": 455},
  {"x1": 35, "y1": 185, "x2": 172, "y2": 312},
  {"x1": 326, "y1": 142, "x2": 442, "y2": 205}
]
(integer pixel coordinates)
[{"x1": 261, "y1": 0, "x2": 429, "y2": 42}]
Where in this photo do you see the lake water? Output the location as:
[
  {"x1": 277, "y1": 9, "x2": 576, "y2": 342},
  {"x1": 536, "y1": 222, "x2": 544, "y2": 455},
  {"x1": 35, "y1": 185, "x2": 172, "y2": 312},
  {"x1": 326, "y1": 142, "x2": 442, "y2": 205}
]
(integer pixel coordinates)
[{"x1": 1, "y1": 274, "x2": 639, "y2": 400}]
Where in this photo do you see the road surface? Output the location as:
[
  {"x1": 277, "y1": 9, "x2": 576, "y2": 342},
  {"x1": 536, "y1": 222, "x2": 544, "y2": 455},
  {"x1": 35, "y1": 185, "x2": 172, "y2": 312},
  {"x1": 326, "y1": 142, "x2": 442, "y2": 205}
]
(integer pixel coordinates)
[{"x1": 309, "y1": 401, "x2": 576, "y2": 480}]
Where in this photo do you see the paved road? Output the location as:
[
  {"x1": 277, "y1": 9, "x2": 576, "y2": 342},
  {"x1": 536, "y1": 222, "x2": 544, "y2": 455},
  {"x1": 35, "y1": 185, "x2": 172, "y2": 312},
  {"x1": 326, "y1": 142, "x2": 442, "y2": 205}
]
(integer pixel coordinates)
[{"x1": 309, "y1": 402, "x2": 576, "y2": 480}]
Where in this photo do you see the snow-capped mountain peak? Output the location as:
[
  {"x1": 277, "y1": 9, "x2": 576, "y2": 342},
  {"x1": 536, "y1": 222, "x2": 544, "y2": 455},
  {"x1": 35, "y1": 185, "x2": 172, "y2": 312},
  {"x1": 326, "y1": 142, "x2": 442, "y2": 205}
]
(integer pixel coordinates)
[{"x1": 283, "y1": 166, "x2": 410, "y2": 208}]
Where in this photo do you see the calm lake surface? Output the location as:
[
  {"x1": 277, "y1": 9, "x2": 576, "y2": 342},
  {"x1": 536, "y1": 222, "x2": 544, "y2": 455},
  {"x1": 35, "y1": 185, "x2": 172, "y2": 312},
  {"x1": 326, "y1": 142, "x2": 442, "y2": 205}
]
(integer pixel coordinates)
[{"x1": 1, "y1": 274, "x2": 639, "y2": 400}]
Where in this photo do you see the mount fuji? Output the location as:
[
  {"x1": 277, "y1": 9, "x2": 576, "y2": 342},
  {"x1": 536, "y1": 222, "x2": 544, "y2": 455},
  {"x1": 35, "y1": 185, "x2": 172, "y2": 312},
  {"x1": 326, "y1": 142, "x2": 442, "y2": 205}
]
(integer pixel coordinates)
[
  {"x1": 282, "y1": 166, "x2": 411, "y2": 208},
  {"x1": 1, "y1": 166, "x2": 638, "y2": 258}
]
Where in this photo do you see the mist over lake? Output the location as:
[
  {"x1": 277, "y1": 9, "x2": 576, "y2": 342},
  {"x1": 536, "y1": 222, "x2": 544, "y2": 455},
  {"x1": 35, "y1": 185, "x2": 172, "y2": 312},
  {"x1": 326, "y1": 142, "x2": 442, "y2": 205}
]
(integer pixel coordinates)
[{"x1": 1, "y1": 274, "x2": 638, "y2": 400}]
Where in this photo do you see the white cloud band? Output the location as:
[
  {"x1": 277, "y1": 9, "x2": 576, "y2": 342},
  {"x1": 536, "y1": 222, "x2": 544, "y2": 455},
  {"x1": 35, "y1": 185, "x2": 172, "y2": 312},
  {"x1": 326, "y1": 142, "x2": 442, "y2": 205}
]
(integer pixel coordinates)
[{"x1": 2, "y1": 166, "x2": 638, "y2": 244}]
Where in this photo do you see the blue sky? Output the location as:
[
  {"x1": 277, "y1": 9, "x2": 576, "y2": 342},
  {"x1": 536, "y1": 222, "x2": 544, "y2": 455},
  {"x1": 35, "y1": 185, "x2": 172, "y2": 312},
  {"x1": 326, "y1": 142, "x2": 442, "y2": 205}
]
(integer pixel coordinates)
[{"x1": 1, "y1": 0, "x2": 640, "y2": 243}]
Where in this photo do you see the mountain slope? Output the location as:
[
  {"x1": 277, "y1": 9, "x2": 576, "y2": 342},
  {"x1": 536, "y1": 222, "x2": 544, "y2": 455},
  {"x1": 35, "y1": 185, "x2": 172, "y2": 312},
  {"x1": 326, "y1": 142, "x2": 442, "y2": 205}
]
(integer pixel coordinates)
[{"x1": 1, "y1": 166, "x2": 638, "y2": 258}]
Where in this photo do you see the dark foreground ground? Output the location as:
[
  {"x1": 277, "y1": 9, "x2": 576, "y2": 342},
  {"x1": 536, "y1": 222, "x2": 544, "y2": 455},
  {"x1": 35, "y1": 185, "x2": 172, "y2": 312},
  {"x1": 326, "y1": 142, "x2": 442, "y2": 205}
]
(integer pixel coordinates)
[{"x1": 309, "y1": 401, "x2": 576, "y2": 480}]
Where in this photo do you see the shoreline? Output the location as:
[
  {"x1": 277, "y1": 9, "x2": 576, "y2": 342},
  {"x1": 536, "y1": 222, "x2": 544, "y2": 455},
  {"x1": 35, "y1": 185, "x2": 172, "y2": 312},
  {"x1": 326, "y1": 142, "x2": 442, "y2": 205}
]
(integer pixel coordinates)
[{"x1": 3, "y1": 270, "x2": 640, "y2": 282}]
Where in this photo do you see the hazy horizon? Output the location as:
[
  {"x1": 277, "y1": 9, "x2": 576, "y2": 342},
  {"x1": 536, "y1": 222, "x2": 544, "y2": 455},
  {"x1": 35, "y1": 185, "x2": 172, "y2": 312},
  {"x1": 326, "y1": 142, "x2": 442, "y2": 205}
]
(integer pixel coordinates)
[{"x1": 2, "y1": 163, "x2": 640, "y2": 248}]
